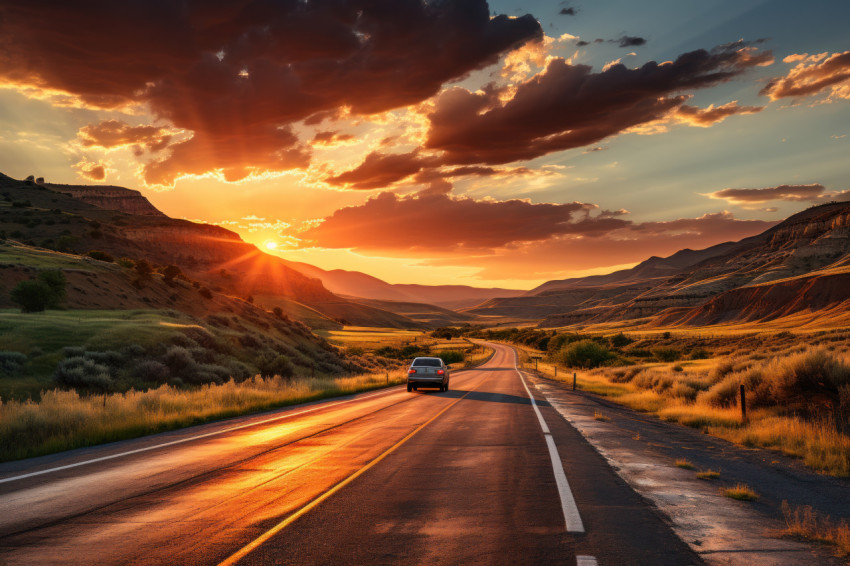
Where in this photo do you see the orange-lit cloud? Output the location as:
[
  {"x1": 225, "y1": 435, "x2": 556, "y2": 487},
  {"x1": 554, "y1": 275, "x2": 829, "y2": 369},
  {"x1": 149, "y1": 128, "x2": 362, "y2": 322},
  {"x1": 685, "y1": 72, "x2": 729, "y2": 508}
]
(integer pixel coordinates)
[
  {"x1": 311, "y1": 131, "x2": 356, "y2": 147},
  {"x1": 425, "y1": 43, "x2": 773, "y2": 165},
  {"x1": 706, "y1": 183, "x2": 850, "y2": 205},
  {"x1": 674, "y1": 101, "x2": 764, "y2": 127},
  {"x1": 73, "y1": 159, "x2": 108, "y2": 181},
  {"x1": 78, "y1": 120, "x2": 175, "y2": 154},
  {"x1": 300, "y1": 191, "x2": 625, "y2": 252},
  {"x1": 0, "y1": 1, "x2": 542, "y2": 186},
  {"x1": 298, "y1": 190, "x2": 776, "y2": 278},
  {"x1": 761, "y1": 51, "x2": 850, "y2": 101}
]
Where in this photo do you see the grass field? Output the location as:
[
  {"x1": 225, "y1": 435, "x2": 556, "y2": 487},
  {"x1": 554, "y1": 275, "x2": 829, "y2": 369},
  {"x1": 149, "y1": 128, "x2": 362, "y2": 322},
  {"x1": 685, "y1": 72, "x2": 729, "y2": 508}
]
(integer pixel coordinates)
[
  {"x1": 0, "y1": 309, "x2": 191, "y2": 399},
  {"x1": 0, "y1": 370, "x2": 407, "y2": 462}
]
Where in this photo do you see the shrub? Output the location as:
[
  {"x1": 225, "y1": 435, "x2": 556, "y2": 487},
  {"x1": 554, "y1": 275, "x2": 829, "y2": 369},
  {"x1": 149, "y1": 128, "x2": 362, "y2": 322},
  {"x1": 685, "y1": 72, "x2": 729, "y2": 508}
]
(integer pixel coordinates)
[
  {"x1": 117, "y1": 257, "x2": 135, "y2": 268},
  {"x1": 767, "y1": 350, "x2": 850, "y2": 417},
  {"x1": 0, "y1": 351, "x2": 27, "y2": 376},
  {"x1": 652, "y1": 347, "x2": 681, "y2": 362},
  {"x1": 690, "y1": 348, "x2": 711, "y2": 360},
  {"x1": 437, "y1": 350, "x2": 465, "y2": 365},
  {"x1": 131, "y1": 360, "x2": 170, "y2": 383},
  {"x1": 87, "y1": 250, "x2": 114, "y2": 262},
  {"x1": 163, "y1": 346, "x2": 198, "y2": 377},
  {"x1": 11, "y1": 269, "x2": 66, "y2": 311},
  {"x1": 609, "y1": 333, "x2": 633, "y2": 348},
  {"x1": 134, "y1": 259, "x2": 153, "y2": 279},
  {"x1": 53, "y1": 357, "x2": 113, "y2": 393},
  {"x1": 699, "y1": 367, "x2": 765, "y2": 408},
  {"x1": 559, "y1": 340, "x2": 613, "y2": 369},
  {"x1": 257, "y1": 353, "x2": 295, "y2": 379},
  {"x1": 10, "y1": 280, "x2": 54, "y2": 312},
  {"x1": 198, "y1": 286, "x2": 213, "y2": 299}
]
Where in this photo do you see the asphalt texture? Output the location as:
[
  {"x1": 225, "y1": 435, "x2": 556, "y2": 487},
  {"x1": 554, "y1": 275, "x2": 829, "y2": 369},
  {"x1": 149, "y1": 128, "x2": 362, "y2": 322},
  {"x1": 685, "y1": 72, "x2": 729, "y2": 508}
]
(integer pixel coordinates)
[{"x1": 0, "y1": 343, "x2": 702, "y2": 565}]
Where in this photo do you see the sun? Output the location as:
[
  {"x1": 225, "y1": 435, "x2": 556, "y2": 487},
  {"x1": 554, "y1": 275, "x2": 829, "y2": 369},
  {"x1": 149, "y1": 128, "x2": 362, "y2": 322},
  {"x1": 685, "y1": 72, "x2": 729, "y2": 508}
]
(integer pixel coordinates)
[{"x1": 264, "y1": 241, "x2": 278, "y2": 251}]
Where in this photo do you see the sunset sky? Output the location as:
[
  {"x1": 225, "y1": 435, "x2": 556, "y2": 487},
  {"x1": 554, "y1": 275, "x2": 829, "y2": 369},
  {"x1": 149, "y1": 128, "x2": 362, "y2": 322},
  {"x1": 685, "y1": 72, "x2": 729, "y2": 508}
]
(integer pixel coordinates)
[{"x1": 1, "y1": 0, "x2": 848, "y2": 289}]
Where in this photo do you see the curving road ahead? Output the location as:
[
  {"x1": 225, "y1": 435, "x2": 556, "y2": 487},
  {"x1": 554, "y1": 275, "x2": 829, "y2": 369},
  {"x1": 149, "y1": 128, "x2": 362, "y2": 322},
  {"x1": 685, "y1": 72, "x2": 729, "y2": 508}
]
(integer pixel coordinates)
[{"x1": 0, "y1": 343, "x2": 700, "y2": 565}]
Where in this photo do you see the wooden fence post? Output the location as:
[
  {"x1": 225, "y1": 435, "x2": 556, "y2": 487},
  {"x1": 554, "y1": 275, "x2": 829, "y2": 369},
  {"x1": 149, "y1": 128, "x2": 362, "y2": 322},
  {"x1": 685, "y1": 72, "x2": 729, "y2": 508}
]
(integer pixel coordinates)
[
  {"x1": 740, "y1": 384, "x2": 747, "y2": 423},
  {"x1": 573, "y1": 372, "x2": 577, "y2": 391}
]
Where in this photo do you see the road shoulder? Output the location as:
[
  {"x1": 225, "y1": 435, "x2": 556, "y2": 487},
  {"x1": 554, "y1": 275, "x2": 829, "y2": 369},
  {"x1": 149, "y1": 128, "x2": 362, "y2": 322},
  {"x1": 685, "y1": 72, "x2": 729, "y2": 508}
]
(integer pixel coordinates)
[{"x1": 525, "y1": 368, "x2": 849, "y2": 566}]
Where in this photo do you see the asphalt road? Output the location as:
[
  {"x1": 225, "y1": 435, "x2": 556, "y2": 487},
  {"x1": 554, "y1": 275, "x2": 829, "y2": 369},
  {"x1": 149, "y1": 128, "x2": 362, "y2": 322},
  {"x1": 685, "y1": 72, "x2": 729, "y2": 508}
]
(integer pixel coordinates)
[{"x1": 0, "y1": 343, "x2": 701, "y2": 565}]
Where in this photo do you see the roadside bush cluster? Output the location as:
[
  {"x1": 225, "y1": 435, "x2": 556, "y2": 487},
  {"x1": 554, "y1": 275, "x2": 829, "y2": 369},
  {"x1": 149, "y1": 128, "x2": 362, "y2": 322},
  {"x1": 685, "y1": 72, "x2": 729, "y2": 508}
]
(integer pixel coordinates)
[{"x1": 0, "y1": 352, "x2": 27, "y2": 377}]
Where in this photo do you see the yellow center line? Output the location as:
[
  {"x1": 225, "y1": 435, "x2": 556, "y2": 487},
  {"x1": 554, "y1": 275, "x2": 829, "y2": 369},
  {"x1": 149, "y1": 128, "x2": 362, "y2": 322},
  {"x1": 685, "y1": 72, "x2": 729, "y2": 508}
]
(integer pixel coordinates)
[{"x1": 217, "y1": 370, "x2": 490, "y2": 566}]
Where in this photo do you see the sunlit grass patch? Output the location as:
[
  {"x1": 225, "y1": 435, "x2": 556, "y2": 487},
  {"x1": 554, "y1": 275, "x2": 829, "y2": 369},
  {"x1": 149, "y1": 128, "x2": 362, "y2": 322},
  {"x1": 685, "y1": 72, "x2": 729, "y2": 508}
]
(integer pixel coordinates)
[
  {"x1": 780, "y1": 501, "x2": 850, "y2": 557},
  {"x1": 675, "y1": 458, "x2": 695, "y2": 470},
  {"x1": 722, "y1": 483, "x2": 759, "y2": 501},
  {"x1": 697, "y1": 469, "x2": 720, "y2": 480},
  {"x1": 593, "y1": 410, "x2": 610, "y2": 422},
  {"x1": 0, "y1": 370, "x2": 407, "y2": 462}
]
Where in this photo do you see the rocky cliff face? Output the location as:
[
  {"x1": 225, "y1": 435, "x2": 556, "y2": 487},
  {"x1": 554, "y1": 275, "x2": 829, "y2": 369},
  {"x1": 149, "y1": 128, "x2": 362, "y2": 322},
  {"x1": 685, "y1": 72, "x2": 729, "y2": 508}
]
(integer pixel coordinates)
[{"x1": 44, "y1": 183, "x2": 166, "y2": 217}]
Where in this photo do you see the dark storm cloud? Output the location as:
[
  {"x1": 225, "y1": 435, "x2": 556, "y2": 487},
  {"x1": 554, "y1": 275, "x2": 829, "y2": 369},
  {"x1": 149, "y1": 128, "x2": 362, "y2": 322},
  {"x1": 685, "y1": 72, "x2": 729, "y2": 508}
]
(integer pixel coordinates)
[
  {"x1": 616, "y1": 36, "x2": 647, "y2": 48},
  {"x1": 560, "y1": 8, "x2": 576, "y2": 15},
  {"x1": 424, "y1": 42, "x2": 773, "y2": 165},
  {"x1": 576, "y1": 40, "x2": 590, "y2": 46},
  {"x1": 0, "y1": 0, "x2": 542, "y2": 185}
]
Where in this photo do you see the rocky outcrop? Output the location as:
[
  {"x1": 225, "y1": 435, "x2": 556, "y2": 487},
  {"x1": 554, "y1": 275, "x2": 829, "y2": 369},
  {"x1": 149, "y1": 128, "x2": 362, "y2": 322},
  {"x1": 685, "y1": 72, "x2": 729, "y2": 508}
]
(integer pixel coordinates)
[
  {"x1": 44, "y1": 183, "x2": 166, "y2": 217},
  {"x1": 655, "y1": 270, "x2": 850, "y2": 326}
]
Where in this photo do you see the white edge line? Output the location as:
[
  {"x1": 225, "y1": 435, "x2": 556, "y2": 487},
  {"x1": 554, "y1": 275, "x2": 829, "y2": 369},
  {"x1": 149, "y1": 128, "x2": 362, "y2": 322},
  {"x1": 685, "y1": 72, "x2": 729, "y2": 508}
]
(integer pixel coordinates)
[
  {"x1": 576, "y1": 556, "x2": 598, "y2": 566},
  {"x1": 0, "y1": 383, "x2": 409, "y2": 485},
  {"x1": 511, "y1": 346, "x2": 584, "y2": 534}
]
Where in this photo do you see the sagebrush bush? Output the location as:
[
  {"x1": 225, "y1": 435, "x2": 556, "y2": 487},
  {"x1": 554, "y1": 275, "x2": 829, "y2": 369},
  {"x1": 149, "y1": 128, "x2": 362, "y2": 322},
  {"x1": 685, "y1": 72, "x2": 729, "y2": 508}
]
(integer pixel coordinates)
[
  {"x1": 0, "y1": 351, "x2": 27, "y2": 376},
  {"x1": 766, "y1": 350, "x2": 850, "y2": 417},
  {"x1": 699, "y1": 367, "x2": 765, "y2": 408},
  {"x1": 54, "y1": 357, "x2": 113, "y2": 393},
  {"x1": 652, "y1": 347, "x2": 681, "y2": 362},
  {"x1": 559, "y1": 340, "x2": 613, "y2": 369},
  {"x1": 131, "y1": 360, "x2": 170, "y2": 383}
]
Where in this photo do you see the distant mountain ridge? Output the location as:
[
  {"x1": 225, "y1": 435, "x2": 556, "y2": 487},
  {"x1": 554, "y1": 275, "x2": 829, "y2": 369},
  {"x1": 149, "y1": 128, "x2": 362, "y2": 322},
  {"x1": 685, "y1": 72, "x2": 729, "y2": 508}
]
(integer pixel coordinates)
[
  {"x1": 280, "y1": 259, "x2": 525, "y2": 310},
  {"x1": 526, "y1": 201, "x2": 850, "y2": 329}
]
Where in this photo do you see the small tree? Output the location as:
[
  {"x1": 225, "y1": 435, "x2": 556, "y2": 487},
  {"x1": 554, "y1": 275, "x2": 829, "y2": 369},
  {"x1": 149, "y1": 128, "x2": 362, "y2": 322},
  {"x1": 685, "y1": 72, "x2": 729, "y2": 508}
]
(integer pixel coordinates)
[
  {"x1": 38, "y1": 270, "x2": 67, "y2": 307},
  {"x1": 11, "y1": 280, "x2": 52, "y2": 312},
  {"x1": 162, "y1": 264, "x2": 183, "y2": 284},
  {"x1": 10, "y1": 270, "x2": 66, "y2": 312}
]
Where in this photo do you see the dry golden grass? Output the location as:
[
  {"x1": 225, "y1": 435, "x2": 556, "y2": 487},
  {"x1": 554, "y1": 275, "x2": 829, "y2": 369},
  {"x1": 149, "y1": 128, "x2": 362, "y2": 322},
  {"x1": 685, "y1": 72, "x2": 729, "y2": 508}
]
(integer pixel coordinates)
[
  {"x1": 722, "y1": 483, "x2": 759, "y2": 501},
  {"x1": 593, "y1": 410, "x2": 610, "y2": 422},
  {"x1": 675, "y1": 458, "x2": 695, "y2": 470},
  {"x1": 697, "y1": 469, "x2": 720, "y2": 480},
  {"x1": 0, "y1": 370, "x2": 406, "y2": 462},
  {"x1": 781, "y1": 501, "x2": 850, "y2": 557}
]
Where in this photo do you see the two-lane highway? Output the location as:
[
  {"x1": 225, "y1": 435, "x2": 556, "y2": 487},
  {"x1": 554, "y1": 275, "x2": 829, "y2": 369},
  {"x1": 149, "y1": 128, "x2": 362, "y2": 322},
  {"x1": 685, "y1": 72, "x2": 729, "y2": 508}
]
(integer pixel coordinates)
[{"x1": 0, "y1": 343, "x2": 700, "y2": 565}]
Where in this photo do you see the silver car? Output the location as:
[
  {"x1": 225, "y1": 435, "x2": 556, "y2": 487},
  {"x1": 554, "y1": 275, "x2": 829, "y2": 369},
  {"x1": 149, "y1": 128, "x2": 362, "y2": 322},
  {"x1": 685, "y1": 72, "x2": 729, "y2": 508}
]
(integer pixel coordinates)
[{"x1": 407, "y1": 357, "x2": 450, "y2": 392}]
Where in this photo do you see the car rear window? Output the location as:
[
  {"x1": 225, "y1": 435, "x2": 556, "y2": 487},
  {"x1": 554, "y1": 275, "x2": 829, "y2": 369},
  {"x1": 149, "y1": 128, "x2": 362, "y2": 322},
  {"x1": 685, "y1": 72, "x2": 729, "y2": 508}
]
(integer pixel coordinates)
[{"x1": 412, "y1": 358, "x2": 442, "y2": 367}]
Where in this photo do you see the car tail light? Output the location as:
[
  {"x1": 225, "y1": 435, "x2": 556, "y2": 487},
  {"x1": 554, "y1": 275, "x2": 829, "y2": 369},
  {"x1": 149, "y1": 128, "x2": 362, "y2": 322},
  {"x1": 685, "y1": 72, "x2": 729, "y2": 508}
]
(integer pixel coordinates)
[
  {"x1": 437, "y1": 369, "x2": 445, "y2": 375},
  {"x1": 408, "y1": 368, "x2": 417, "y2": 374}
]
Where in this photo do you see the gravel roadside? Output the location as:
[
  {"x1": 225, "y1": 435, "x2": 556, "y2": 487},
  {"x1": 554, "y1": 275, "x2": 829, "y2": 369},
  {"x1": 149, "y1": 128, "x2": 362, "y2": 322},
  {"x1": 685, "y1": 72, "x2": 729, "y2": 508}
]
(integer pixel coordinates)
[{"x1": 525, "y1": 368, "x2": 850, "y2": 566}]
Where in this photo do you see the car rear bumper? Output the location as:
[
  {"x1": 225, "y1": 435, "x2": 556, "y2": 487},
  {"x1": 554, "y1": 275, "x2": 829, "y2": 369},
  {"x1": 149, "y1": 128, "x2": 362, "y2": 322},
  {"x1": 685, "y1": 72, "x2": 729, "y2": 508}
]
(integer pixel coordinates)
[{"x1": 407, "y1": 376, "x2": 446, "y2": 384}]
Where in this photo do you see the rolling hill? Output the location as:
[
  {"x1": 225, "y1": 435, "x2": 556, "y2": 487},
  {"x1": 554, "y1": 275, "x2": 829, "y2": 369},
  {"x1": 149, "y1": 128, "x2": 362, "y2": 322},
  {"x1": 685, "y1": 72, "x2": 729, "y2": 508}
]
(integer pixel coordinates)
[{"x1": 0, "y1": 173, "x2": 422, "y2": 329}]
